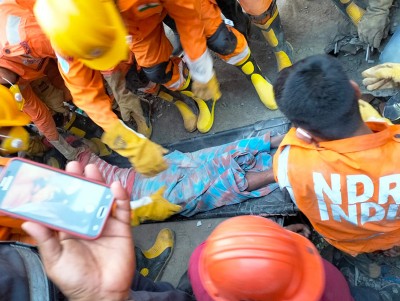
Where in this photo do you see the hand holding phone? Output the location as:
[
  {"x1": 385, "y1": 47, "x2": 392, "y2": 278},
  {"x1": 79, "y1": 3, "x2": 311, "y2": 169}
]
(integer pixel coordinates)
[
  {"x1": 0, "y1": 158, "x2": 115, "y2": 239},
  {"x1": 21, "y1": 162, "x2": 135, "y2": 301}
]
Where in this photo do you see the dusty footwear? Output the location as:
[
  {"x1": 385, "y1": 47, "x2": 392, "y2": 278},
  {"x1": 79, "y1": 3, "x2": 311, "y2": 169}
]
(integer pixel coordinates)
[
  {"x1": 135, "y1": 228, "x2": 175, "y2": 281},
  {"x1": 192, "y1": 97, "x2": 215, "y2": 134},
  {"x1": 251, "y1": 2, "x2": 293, "y2": 71},
  {"x1": 235, "y1": 53, "x2": 277, "y2": 110},
  {"x1": 157, "y1": 90, "x2": 198, "y2": 132},
  {"x1": 124, "y1": 98, "x2": 153, "y2": 138},
  {"x1": 133, "y1": 98, "x2": 153, "y2": 138}
]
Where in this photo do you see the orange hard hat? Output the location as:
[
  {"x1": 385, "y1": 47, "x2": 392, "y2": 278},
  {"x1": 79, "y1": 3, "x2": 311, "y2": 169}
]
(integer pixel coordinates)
[{"x1": 199, "y1": 216, "x2": 325, "y2": 301}]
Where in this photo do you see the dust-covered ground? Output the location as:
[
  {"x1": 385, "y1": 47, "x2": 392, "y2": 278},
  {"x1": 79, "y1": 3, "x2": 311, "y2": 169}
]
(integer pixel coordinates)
[{"x1": 144, "y1": 0, "x2": 397, "y2": 146}]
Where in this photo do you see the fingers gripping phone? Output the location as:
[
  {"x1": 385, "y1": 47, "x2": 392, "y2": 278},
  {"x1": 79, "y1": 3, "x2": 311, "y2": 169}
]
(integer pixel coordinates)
[{"x1": 0, "y1": 158, "x2": 114, "y2": 239}]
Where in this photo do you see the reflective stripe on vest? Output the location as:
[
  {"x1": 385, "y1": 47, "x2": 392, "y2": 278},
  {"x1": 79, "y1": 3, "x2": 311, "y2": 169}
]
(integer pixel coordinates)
[{"x1": 6, "y1": 15, "x2": 21, "y2": 45}]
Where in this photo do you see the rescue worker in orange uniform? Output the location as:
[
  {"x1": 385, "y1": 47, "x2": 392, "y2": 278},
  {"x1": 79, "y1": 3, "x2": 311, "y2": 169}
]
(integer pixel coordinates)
[
  {"x1": 1, "y1": 0, "x2": 168, "y2": 177},
  {"x1": 0, "y1": 2, "x2": 83, "y2": 161},
  {"x1": 34, "y1": 0, "x2": 278, "y2": 136},
  {"x1": 1, "y1": 0, "x2": 153, "y2": 141},
  {"x1": 119, "y1": 0, "x2": 278, "y2": 118},
  {"x1": 218, "y1": 0, "x2": 293, "y2": 72},
  {"x1": 273, "y1": 54, "x2": 400, "y2": 256}
]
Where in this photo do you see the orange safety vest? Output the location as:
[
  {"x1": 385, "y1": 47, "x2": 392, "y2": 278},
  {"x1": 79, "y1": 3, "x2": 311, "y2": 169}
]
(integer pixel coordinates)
[
  {"x1": 0, "y1": 0, "x2": 55, "y2": 81},
  {"x1": 273, "y1": 122, "x2": 400, "y2": 255},
  {"x1": 0, "y1": 157, "x2": 35, "y2": 244}
]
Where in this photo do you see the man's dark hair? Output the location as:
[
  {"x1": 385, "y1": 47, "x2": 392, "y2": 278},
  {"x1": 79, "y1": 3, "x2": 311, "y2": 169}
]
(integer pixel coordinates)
[{"x1": 273, "y1": 54, "x2": 363, "y2": 140}]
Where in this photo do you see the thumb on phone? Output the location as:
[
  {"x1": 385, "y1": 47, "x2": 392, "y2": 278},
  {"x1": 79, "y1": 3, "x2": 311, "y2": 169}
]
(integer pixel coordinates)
[
  {"x1": 22, "y1": 221, "x2": 62, "y2": 264},
  {"x1": 110, "y1": 181, "x2": 131, "y2": 224}
]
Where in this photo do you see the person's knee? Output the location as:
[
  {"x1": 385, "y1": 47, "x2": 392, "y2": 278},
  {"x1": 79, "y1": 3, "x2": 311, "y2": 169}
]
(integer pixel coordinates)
[
  {"x1": 239, "y1": 0, "x2": 273, "y2": 17},
  {"x1": 142, "y1": 61, "x2": 173, "y2": 84},
  {"x1": 207, "y1": 22, "x2": 238, "y2": 55}
]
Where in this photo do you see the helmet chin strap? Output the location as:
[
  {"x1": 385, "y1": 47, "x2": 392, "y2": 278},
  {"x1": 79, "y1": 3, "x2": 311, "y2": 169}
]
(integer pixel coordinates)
[{"x1": 0, "y1": 76, "x2": 14, "y2": 87}]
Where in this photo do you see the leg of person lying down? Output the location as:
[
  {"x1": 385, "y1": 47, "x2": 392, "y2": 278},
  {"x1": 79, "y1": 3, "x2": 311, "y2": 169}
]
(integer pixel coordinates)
[{"x1": 77, "y1": 133, "x2": 282, "y2": 218}]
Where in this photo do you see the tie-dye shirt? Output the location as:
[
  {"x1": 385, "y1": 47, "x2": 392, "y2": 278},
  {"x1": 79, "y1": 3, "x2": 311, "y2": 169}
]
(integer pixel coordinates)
[{"x1": 131, "y1": 133, "x2": 277, "y2": 216}]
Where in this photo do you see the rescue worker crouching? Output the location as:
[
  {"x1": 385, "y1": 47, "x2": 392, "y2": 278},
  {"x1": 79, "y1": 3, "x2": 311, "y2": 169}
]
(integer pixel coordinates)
[{"x1": 32, "y1": 0, "x2": 168, "y2": 176}]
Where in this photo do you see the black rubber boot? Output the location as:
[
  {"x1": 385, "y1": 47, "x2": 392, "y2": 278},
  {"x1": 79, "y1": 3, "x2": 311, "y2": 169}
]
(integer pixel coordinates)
[{"x1": 135, "y1": 228, "x2": 175, "y2": 281}]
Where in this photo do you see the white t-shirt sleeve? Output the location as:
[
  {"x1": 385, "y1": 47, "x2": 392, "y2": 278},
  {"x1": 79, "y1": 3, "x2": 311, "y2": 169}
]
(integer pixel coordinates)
[{"x1": 277, "y1": 145, "x2": 297, "y2": 205}]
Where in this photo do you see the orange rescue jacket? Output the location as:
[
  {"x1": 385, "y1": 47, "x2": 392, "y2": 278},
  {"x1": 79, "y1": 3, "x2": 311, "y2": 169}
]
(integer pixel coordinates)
[
  {"x1": 274, "y1": 122, "x2": 400, "y2": 255},
  {"x1": 0, "y1": 0, "x2": 54, "y2": 81}
]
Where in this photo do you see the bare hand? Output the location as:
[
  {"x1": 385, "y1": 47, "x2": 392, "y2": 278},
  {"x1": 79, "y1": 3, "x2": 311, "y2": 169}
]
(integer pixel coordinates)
[
  {"x1": 22, "y1": 162, "x2": 135, "y2": 301},
  {"x1": 285, "y1": 223, "x2": 311, "y2": 238}
]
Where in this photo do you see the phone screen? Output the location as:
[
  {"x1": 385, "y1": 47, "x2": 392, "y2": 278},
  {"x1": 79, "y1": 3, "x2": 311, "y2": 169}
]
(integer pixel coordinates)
[{"x1": 0, "y1": 159, "x2": 114, "y2": 238}]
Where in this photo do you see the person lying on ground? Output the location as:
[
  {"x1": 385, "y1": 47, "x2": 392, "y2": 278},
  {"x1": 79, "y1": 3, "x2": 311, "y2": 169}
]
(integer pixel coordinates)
[
  {"x1": 75, "y1": 133, "x2": 284, "y2": 224},
  {"x1": 273, "y1": 54, "x2": 400, "y2": 256}
]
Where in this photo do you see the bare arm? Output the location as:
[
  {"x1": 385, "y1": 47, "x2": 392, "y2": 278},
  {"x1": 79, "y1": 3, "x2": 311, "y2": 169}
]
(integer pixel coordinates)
[
  {"x1": 245, "y1": 169, "x2": 275, "y2": 191},
  {"x1": 271, "y1": 134, "x2": 284, "y2": 148}
]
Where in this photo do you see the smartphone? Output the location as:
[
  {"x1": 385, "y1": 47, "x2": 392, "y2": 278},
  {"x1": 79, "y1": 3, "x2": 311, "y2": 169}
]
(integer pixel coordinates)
[{"x1": 0, "y1": 158, "x2": 114, "y2": 239}]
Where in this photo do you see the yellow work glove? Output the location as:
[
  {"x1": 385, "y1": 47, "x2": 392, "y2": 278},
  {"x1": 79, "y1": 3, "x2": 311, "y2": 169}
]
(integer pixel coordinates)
[
  {"x1": 101, "y1": 120, "x2": 168, "y2": 176},
  {"x1": 358, "y1": 99, "x2": 392, "y2": 124},
  {"x1": 130, "y1": 187, "x2": 182, "y2": 226},
  {"x1": 192, "y1": 73, "x2": 222, "y2": 101},
  {"x1": 362, "y1": 63, "x2": 400, "y2": 91}
]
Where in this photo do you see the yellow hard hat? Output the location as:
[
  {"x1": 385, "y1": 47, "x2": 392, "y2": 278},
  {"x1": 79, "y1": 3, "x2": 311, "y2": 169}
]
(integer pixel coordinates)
[
  {"x1": 34, "y1": 0, "x2": 129, "y2": 71},
  {"x1": 0, "y1": 85, "x2": 31, "y2": 153},
  {"x1": 0, "y1": 85, "x2": 30, "y2": 127}
]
